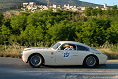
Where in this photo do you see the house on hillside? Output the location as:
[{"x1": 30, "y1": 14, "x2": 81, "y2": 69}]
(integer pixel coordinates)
[
  {"x1": 23, "y1": 3, "x2": 29, "y2": 7},
  {"x1": 22, "y1": 2, "x2": 38, "y2": 12},
  {"x1": 21, "y1": 2, "x2": 108, "y2": 12}
]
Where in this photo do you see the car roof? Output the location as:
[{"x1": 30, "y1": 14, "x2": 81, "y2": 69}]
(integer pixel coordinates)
[{"x1": 58, "y1": 41, "x2": 91, "y2": 48}]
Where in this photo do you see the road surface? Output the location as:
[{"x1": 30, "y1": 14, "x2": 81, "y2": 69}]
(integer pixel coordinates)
[{"x1": 0, "y1": 57, "x2": 118, "y2": 79}]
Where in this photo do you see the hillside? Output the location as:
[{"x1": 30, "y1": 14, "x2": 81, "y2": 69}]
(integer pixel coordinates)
[
  {"x1": 0, "y1": 0, "x2": 38, "y2": 11},
  {"x1": 38, "y1": 0, "x2": 103, "y2": 7},
  {"x1": 0, "y1": 0, "x2": 103, "y2": 11}
]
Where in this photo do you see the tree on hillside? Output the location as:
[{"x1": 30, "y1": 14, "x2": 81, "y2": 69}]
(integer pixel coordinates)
[
  {"x1": 0, "y1": 12, "x2": 3, "y2": 26},
  {"x1": 106, "y1": 16, "x2": 118, "y2": 44},
  {"x1": 111, "y1": 5, "x2": 118, "y2": 15},
  {"x1": 21, "y1": 25, "x2": 44, "y2": 46},
  {"x1": 96, "y1": 8, "x2": 102, "y2": 16},
  {"x1": 106, "y1": 5, "x2": 118, "y2": 16},
  {"x1": 10, "y1": 14, "x2": 27, "y2": 35},
  {"x1": 85, "y1": 7, "x2": 93, "y2": 16},
  {"x1": 75, "y1": 18, "x2": 111, "y2": 46},
  {"x1": 48, "y1": 20, "x2": 76, "y2": 43},
  {"x1": 0, "y1": 25, "x2": 11, "y2": 44}
]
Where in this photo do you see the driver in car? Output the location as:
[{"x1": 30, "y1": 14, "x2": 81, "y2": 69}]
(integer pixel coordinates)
[
  {"x1": 70, "y1": 46, "x2": 75, "y2": 50},
  {"x1": 64, "y1": 45, "x2": 71, "y2": 50},
  {"x1": 64, "y1": 45, "x2": 75, "y2": 50}
]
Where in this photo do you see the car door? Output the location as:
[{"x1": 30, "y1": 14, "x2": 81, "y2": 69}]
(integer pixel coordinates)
[{"x1": 55, "y1": 43, "x2": 79, "y2": 65}]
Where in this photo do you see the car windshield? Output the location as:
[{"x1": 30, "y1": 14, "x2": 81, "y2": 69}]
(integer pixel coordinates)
[{"x1": 52, "y1": 43, "x2": 61, "y2": 50}]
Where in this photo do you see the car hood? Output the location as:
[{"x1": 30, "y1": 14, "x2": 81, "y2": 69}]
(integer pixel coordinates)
[{"x1": 23, "y1": 47, "x2": 52, "y2": 51}]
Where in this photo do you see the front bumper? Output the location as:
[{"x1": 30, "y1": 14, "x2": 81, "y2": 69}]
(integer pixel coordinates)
[{"x1": 21, "y1": 51, "x2": 31, "y2": 63}]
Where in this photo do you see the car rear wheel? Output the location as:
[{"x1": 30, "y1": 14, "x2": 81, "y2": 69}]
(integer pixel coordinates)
[
  {"x1": 83, "y1": 55, "x2": 97, "y2": 68},
  {"x1": 29, "y1": 54, "x2": 43, "y2": 68}
]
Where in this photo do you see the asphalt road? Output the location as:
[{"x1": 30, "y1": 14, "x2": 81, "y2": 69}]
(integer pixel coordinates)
[{"x1": 0, "y1": 57, "x2": 118, "y2": 79}]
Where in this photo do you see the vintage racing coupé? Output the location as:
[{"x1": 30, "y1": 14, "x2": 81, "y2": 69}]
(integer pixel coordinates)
[{"x1": 21, "y1": 41, "x2": 107, "y2": 68}]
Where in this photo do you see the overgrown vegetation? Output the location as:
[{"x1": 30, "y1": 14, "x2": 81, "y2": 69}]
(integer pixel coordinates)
[
  {"x1": 0, "y1": 6, "x2": 118, "y2": 59},
  {"x1": 0, "y1": 43, "x2": 23, "y2": 58}
]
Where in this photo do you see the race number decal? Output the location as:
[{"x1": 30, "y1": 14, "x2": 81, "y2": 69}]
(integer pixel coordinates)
[{"x1": 62, "y1": 51, "x2": 71, "y2": 59}]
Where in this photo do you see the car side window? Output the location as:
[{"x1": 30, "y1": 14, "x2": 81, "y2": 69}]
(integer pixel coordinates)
[
  {"x1": 77, "y1": 45, "x2": 89, "y2": 51},
  {"x1": 60, "y1": 43, "x2": 76, "y2": 50}
]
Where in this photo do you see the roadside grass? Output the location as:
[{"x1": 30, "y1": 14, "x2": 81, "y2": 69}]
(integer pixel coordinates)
[
  {"x1": 0, "y1": 42, "x2": 118, "y2": 59},
  {"x1": 97, "y1": 48, "x2": 118, "y2": 59},
  {"x1": 97, "y1": 42, "x2": 118, "y2": 59},
  {"x1": 0, "y1": 43, "x2": 24, "y2": 58}
]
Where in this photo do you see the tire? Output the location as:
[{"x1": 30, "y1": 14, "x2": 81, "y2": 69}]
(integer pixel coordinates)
[
  {"x1": 29, "y1": 54, "x2": 43, "y2": 68},
  {"x1": 83, "y1": 55, "x2": 97, "y2": 68}
]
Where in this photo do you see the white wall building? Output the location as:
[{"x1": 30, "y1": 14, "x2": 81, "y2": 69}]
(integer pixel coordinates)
[
  {"x1": 52, "y1": 4, "x2": 57, "y2": 8},
  {"x1": 29, "y1": 2, "x2": 36, "y2": 6},
  {"x1": 23, "y1": 3, "x2": 29, "y2": 7},
  {"x1": 79, "y1": 7, "x2": 85, "y2": 11},
  {"x1": 104, "y1": 4, "x2": 107, "y2": 9}
]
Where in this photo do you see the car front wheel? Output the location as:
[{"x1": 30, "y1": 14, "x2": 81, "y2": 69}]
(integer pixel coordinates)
[
  {"x1": 29, "y1": 54, "x2": 43, "y2": 68},
  {"x1": 83, "y1": 55, "x2": 97, "y2": 68}
]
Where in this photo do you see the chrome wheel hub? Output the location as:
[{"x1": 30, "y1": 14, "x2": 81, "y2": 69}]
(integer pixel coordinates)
[{"x1": 86, "y1": 56, "x2": 96, "y2": 67}]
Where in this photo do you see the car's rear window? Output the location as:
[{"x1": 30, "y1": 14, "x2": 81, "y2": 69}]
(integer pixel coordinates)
[{"x1": 77, "y1": 45, "x2": 89, "y2": 51}]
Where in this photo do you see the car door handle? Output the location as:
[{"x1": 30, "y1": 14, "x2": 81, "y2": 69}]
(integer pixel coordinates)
[{"x1": 58, "y1": 51, "x2": 61, "y2": 52}]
